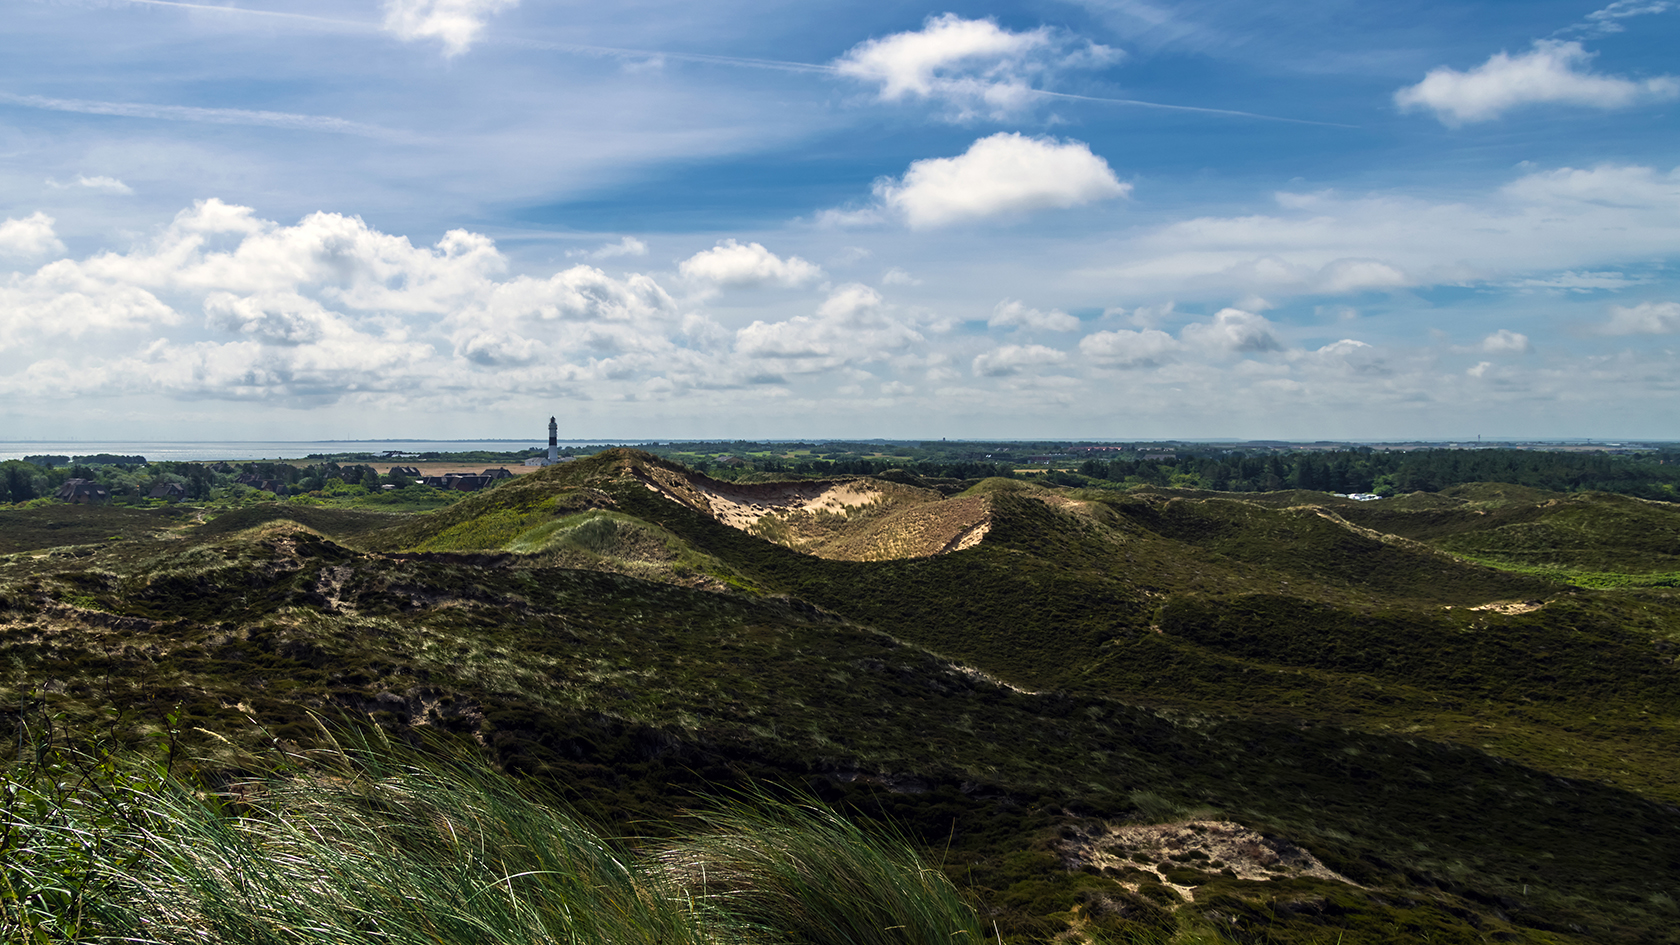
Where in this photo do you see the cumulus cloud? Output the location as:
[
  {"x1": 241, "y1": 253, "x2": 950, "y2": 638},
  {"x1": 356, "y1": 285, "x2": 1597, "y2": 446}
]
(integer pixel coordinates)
[
  {"x1": 382, "y1": 0, "x2": 519, "y2": 56},
  {"x1": 1479, "y1": 329, "x2": 1532, "y2": 353},
  {"x1": 1180, "y1": 308, "x2": 1283, "y2": 354},
  {"x1": 881, "y1": 267, "x2": 920, "y2": 286},
  {"x1": 0, "y1": 212, "x2": 67, "y2": 259},
  {"x1": 1602, "y1": 300, "x2": 1680, "y2": 334},
  {"x1": 0, "y1": 275, "x2": 178, "y2": 351},
  {"x1": 0, "y1": 198, "x2": 703, "y2": 401},
  {"x1": 1395, "y1": 40, "x2": 1678, "y2": 125},
  {"x1": 869, "y1": 133, "x2": 1128, "y2": 229},
  {"x1": 449, "y1": 266, "x2": 679, "y2": 366},
  {"x1": 204, "y1": 291, "x2": 340, "y2": 345},
  {"x1": 735, "y1": 283, "x2": 921, "y2": 374},
  {"x1": 678, "y1": 239, "x2": 824, "y2": 289},
  {"x1": 990, "y1": 299, "x2": 1079, "y2": 331},
  {"x1": 833, "y1": 13, "x2": 1119, "y2": 119},
  {"x1": 972, "y1": 343, "x2": 1067, "y2": 377},
  {"x1": 1079, "y1": 328, "x2": 1177, "y2": 367}
]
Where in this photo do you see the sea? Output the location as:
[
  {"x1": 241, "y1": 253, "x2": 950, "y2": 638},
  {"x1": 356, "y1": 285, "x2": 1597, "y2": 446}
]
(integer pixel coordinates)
[{"x1": 0, "y1": 440, "x2": 648, "y2": 463}]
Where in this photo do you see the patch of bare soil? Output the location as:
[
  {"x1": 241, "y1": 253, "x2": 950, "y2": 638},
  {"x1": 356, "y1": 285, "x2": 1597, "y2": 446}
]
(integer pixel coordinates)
[
  {"x1": 627, "y1": 465, "x2": 992, "y2": 561},
  {"x1": 1468, "y1": 600, "x2": 1545, "y2": 615},
  {"x1": 1060, "y1": 820, "x2": 1357, "y2": 902}
]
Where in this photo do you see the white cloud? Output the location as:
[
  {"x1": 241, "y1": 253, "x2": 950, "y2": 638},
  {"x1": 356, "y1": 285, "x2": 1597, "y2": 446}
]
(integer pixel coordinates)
[
  {"x1": 204, "y1": 291, "x2": 339, "y2": 345},
  {"x1": 1565, "y1": 1, "x2": 1677, "y2": 38},
  {"x1": 1480, "y1": 329, "x2": 1532, "y2": 353},
  {"x1": 833, "y1": 13, "x2": 1119, "y2": 119},
  {"x1": 569, "y1": 236, "x2": 648, "y2": 260},
  {"x1": 972, "y1": 343, "x2": 1067, "y2": 377},
  {"x1": 870, "y1": 133, "x2": 1129, "y2": 229},
  {"x1": 1079, "y1": 328, "x2": 1178, "y2": 367},
  {"x1": 990, "y1": 299, "x2": 1079, "y2": 331},
  {"x1": 1395, "y1": 40, "x2": 1678, "y2": 125},
  {"x1": 1509, "y1": 270, "x2": 1648, "y2": 291},
  {"x1": 1467, "y1": 360, "x2": 1494, "y2": 377},
  {"x1": 449, "y1": 266, "x2": 680, "y2": 366},
  {"x1": 1315, "y1": 259, "x2": 1409, "y2": 293},
  {"x1": 1086, "y1": 163, "x2": 1680, "y2": 302},
  {"x1": 0, "y1": 212, "x2": 66, "y2": 259},
  {"x1": 0, "y1": 91, "x2": 409, "y2": 140},
  {"x1": 678, "y1": 239, "x2": 823, "y2": 289},
  {"x1": 381, "y1": 0, "x2": 519, "y2": 57},
  {"x1": 1313, "y1": 339, "x2": 1372, "y2": 358},
  {"x1": 0, "y1": 199, "x2": 694, "y2": 399},
  {"x1": 1180, "y1": 308, "x2": 1283, "y2": 354},
  {"x1": 881, "y1": 267, "x2": 920, "y2": 285},
  {"x1": 1602, "y1": 300, "x2": 1680, "y2": 334},
  {"x1": 734, "y1": 283, "x2": 922, "y2": 376},
  {"x1": 47, "y1": 175, "x2": 134, "y2": 194}
]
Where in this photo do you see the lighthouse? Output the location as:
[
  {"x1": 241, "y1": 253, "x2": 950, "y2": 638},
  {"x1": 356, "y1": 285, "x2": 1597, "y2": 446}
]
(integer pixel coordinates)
[{"x1": 548, "y1": 416, "x2": 558, "y2": 464}]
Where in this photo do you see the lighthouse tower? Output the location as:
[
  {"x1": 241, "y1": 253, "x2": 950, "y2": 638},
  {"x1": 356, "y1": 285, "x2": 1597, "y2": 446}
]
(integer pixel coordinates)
[{"x1": 547, "y1": 416, "x2": 558, "y2": 464}]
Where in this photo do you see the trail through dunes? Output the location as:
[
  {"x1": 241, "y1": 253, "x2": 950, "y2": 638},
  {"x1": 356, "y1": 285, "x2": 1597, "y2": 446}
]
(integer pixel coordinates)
[{"x1": 627, "y1": 463, "x2": 992, "y2": 561}]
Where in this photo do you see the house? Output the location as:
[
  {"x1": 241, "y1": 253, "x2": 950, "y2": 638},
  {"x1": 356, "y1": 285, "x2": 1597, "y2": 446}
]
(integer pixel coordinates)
[
  {"x1": 233, "y1": 473, "x2": 289, "y2": 496},
  {"x1": 480, "y1": 468, "x2": 512, "y2": 480},
  {"x1": 421, "y1": 473, "x2": 495, "y2": 491},
  {"x1": 147, "y1": 482, "x2": 188, "y2": 501},
  {"x1": 56, "y1": 479, "x2": 110, "y2": 504},
  {"x1": 388, "y1": 466, "x2": 422, "y2": 480}
]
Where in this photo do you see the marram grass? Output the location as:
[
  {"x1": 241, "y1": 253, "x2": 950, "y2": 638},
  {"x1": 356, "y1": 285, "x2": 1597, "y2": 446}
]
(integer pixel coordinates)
[{"x1": 3, "y1": 728, "x2": 986, "y2": 945}]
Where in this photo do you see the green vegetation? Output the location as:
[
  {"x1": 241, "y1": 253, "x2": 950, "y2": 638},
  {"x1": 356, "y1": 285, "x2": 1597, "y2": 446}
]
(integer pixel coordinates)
[
  {"x1": 631, "y1": 441, "x2": 1680, "y2": 499},
  {"x1": 1, "y1": 728, "x2": 982, "y2": 945},
  {"x1": 3, "y1": 448, "x2": 1678, "y2": 943}
]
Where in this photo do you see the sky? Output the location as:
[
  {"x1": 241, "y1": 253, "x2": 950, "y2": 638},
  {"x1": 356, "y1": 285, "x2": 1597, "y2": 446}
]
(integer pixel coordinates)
[{"x1": 1, "y1": 0, "x2": 1677, "y2": 441}]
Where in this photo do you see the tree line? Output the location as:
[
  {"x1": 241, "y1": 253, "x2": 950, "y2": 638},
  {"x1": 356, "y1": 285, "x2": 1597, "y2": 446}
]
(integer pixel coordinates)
[
  {"x1": 0, "y1": 459, "x2": 403, "y2": 505},
  {"x1": 1078, "y1": 449, "x2": 1680, "y2": 498}
]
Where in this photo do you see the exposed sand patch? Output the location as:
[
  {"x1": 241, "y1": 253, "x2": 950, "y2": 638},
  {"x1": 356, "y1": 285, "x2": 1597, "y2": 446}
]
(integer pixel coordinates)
[
  {"x1": 692, "y1": 478, "x2": 892, "y2": 531},
  {"x1": 1061, "y1": 820, "x2": 1356, "y2": 902},
  {"x1": 628, "y1": 465, "x2": 992, "y2": 561},
  {"x1": 1469, "y1": 600, "x2": 1545, "y2": 615}
]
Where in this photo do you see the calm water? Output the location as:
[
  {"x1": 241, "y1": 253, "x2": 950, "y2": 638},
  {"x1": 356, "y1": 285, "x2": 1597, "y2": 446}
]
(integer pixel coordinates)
[{"x1": 0, "y1": 440, "x2": 650, "y2": 463}]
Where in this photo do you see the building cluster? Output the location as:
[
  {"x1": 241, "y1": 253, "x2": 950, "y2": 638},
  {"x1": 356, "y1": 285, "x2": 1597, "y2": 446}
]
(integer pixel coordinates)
[
  {"x1": 408, "y1": 468, "x2": 512, "y2": 492},
  {"x1": 234, "y1": 472, "x2": 291, "y2": 496}
]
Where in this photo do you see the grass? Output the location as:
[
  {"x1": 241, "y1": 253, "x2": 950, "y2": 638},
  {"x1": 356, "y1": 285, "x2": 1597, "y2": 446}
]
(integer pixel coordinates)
[{"x1": 3, "y1": 726, "x2": 983, "y2": 945}]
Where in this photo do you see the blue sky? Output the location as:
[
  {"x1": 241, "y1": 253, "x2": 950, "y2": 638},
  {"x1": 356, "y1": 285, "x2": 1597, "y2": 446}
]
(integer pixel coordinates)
[{"x1": 1, "y1": 0, "x2": 1677, "y2": 440}]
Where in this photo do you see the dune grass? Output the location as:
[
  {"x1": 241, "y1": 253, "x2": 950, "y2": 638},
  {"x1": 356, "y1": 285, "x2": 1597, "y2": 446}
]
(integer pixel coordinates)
[{"x1": 2, "y1": 726, "x2": 985, "y2": 945}]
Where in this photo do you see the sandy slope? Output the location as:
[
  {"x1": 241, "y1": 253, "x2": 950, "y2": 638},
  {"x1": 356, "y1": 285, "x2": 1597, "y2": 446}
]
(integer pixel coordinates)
[{"x1": 628, "y1": 465, "x2": 992, "y2": 561}]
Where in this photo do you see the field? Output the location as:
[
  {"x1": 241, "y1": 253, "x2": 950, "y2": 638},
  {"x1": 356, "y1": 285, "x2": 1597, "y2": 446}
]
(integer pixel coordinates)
[{"x1": 3, "y1": 449, "x2": 1678, "y2": 943}]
